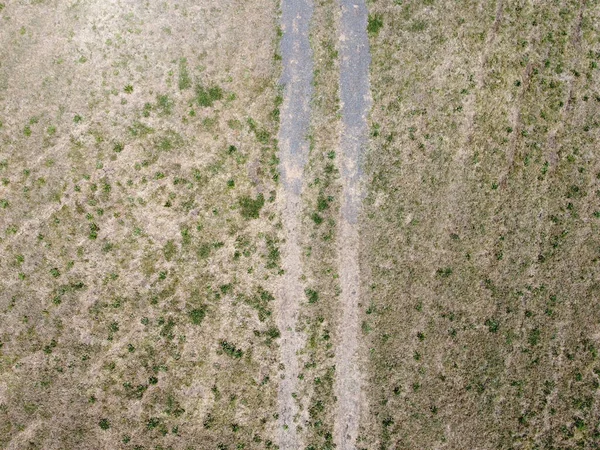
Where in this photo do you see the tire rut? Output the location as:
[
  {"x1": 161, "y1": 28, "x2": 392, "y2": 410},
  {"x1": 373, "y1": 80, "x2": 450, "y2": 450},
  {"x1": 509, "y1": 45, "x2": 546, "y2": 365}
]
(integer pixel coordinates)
[
  {"x1": 334, "y1": 1, "x2": 371, "y2": 449},
  {"x1": 277, "y1": 0, "x2": 314, "y2": 448}
]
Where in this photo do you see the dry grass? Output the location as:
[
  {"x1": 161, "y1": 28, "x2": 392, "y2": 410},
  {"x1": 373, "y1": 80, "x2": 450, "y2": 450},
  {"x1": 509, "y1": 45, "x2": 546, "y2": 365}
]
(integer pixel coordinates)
[
  {"x1": 360, "y1": 0, "x2": 600, "y2": 448},
  {"x1": 2, "y1": 0, "x2": 600, "y2": 449},
  {"x1": 0, "y1": 1, "x2": 283, "y2": 448}
]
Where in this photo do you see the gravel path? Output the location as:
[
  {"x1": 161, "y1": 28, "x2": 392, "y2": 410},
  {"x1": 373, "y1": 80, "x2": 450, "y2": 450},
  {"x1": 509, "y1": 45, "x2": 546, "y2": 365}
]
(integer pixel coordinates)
[
  {"x1": 334, "y1": 1, "x2": 371, "y2": 449},
  {"x1": 276, "y1": 0, "x2": 314, "y2": 448}
]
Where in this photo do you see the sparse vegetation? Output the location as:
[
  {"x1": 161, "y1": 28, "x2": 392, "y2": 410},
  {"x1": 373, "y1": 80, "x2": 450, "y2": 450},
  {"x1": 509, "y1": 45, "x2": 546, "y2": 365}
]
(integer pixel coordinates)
[
  {"x1": 238, "y1": 193, "x2": 265, "y2": 219},
  {"x1": 195, "y1": 83, "x2": 223, "y2": 107},
  {"x1": 1, "y1": 1, "x2": 595, "y2": 449},
  {"x1": 0, "y1": 1, "x2": 283, "y2": 449},
  {"x1": 362, "y1": 1, "x2": 600, "y2": 448}
]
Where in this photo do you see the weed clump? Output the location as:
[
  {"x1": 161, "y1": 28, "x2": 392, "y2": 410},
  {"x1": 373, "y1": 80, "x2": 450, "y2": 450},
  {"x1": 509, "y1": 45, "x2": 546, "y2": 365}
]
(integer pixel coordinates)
[
  {"x1": 367, "y1": 14, "x2": 383, "y2": 35},
  {"x1": 89, "y1": 222, "x2": 99, "y2": 240},
  {"x1": 178, "y1": 58, "x2": 191, "y2": 90},
  {"x1": 156, "y1": 94, "x2": 174, "y2": 116},
  {"x1": 189, "y1": 306, "x2": 207, "y2": 325},
  {"x1": 305, "y1": 288, "x2": 319, "y2": 304},
  {"x1": 239, "y1": 193, "x2": 265, "y2": 219},
  {"x1": 219, "y1": 340, "x2": 243, "y2": 359},
  {"x1": 196, "y1": 84, "x2": 223, "y2": 107}
]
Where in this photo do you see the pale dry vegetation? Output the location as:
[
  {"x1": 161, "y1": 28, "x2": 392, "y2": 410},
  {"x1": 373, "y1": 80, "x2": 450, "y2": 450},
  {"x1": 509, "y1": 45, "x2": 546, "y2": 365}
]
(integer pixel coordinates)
[
  {"x1": 361, "y1": 0, "x2": 600, "y2": 448},
  {"x1": 0, "y1": 1, "x2": 283, "y2": 449},
  {"x1": 2, "y1": 0, "x2": 600, "y2": 449}
]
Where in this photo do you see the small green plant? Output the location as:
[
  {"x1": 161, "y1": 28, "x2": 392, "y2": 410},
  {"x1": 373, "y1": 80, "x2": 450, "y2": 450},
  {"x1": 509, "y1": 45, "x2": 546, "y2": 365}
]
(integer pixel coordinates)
[
  {"x1": 305, "y1": 288, "x2": 319, "y2": 304},
  {"x1": 128, "y1": 121, "x2": 154, "y2": 137},
  {"x1": 156, "y1": 94, "x2": 174, "y2": 115},
  {"x1": 43, "y1": 339, "x2": 57, "y2": 354},
  {"x1": 265, "y1": 326, "x2": 281, "y2": 340},
  {"x1": 163, "y1": 240, "x2": 176, "y2": 261},
  {"x1": 239, "y1": 193, "x2": 265, "y2": 219},
  {"x1": 198, "y1": 242, "x2": 212, "y2": 259},
  {"x1": 436, "y1": 267, "x2": 453, "y2": 277},
  {"x1": 317, "y1": 195, "x2": 329, "y2": 211},
  {"x1": 367, "y1": 14, "x2": 383, "y2": 35},
  {"x1": 124, "y1": 84, "x2": 133, "y2": 94},
  {"x1": 311, "y1": 213, "x2": 323, "y2": 225},
  {"x1": 189, "y1": 306, "x2": 207, "y2": 325},
  {"x1": 50, "y1": 268, "x2": 60, "y2": 278},
  {"x1": 195, "y1": 84, "x2": 223, "y2": 107},
  {"x1": 409, "y1": 19, "x2": 427, "y2": 32},
  {"x1": 485, "y1": 318, "x2": 499, "y2": 333},
  {"x1": 178, "y1": 58, "x2": 191, "y2": 90},
  {"x1": 99, "y1": 419, "x2": 110, "y2": 430},
  {"x1": 528, "y1": 328, "x2": 541, "y2": 346},
  {"x1": 219, "y1": 340, "x2": 243, "y2": 358},
  {"x1": 147, "y1": 417, "x2": 160, "y2": 429}
]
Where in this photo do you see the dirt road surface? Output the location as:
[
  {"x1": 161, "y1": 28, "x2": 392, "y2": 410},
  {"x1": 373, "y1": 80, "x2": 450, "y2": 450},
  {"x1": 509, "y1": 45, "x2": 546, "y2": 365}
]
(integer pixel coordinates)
[
  {"x1": 277, "y1": 0, "x2": 314, "y2": 448},
  {"x1": 334, "y1": 1, "x2": 371, "y2": 449}
]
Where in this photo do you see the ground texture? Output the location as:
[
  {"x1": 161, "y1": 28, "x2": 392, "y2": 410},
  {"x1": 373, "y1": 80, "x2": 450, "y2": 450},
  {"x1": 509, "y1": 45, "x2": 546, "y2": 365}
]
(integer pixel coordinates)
[{"x1": 1, "y1": 1, "x2": 600, "y2": 450}]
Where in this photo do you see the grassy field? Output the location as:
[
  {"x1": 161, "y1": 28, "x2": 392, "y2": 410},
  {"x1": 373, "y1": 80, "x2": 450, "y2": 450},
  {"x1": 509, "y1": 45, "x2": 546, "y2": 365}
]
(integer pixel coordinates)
[
  {"x1": 0, "y1": 1, "x2": 283, "y2": 448},
  {"x1": 2, "y1": 0, "x2": 600, "y2": 449},
  {"x1": 361, "y1": 0, "x2": 600, "y2": 448}
]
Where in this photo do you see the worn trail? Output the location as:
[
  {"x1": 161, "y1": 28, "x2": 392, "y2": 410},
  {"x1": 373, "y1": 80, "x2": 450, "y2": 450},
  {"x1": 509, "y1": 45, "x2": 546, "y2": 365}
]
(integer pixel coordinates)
[
  {"x1": 334, "y1": 1, "x2": 371, "y2": 449},
  {"x1": 276, "y1": 0, "x2": 314, "y2": 448}
]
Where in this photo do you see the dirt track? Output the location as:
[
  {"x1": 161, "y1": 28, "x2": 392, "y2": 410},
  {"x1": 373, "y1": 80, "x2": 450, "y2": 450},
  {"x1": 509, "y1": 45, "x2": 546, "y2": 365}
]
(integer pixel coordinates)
[
  {"x1": 334, "y1": 1, "x2": 371, "y2": 449},
  {"x1": 276, "y1": 0, "x2": 314, "y2": 448}
]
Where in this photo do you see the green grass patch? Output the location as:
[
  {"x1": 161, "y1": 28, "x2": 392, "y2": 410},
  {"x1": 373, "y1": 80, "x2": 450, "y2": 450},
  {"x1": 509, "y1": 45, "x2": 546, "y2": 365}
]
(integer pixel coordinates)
[{"x1": 239, "y1": 193, "x2": 265, "y2": 219}]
